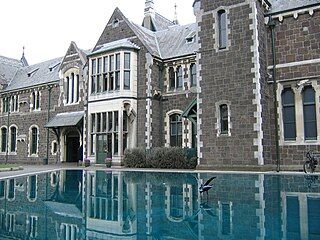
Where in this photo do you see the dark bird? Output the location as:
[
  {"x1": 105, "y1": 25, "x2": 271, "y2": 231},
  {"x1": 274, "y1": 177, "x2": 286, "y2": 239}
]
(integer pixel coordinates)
[{"x1": 199, "y1": 176, "x2": 216, "y2": 194}]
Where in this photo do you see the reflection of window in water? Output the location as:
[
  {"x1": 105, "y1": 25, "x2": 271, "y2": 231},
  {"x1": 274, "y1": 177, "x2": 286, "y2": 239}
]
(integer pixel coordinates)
[
  {"x1": 170, "y1": 186, "x2": 183, "y2": 220},
  {"x1": 27, "y1": 216, "x2": 38, "y2": 238},
  {"x1": 28, "y1": 175, "x2": 37, "y2": 201},
  {"x1": 89, "y1": 173, "x2": 126, "y2": 222},
  {"x1": 6, "y1": 213, "x2": 15, "y2": 232},
  {"x1": 61, "y1": 223, "x2": 78, "y2": 240},
  {"x1": 0, "y1": 181, "x2": 5, "y2": 198},
  {"x1": 218, "y1": 202, "x2": 233, "y2": 236},
  {"x1": 7, "y1": 179, "x2": 15, "y2": 200},
  {"x1": 0, "y1": 211, "x2": 5, "y2": 230},
  {"x1": 283, "y1": 193, "x2": 320, "y2": 239}
]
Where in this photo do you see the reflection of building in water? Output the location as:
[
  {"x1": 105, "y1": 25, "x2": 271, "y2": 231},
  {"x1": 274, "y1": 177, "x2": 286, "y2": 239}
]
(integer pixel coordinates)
[
  {"x1": 281, "y1": 192, "x2": 320, "y2": 240},
  {"x1": 84, "y1": 170, "x2": 137, "y2": 239},
  {"x1": 0, "y1": 171, "x2": 320, "y2": 239},
  {"x1": 0, "y1": 170, "x2": 83, "y2": 240}
]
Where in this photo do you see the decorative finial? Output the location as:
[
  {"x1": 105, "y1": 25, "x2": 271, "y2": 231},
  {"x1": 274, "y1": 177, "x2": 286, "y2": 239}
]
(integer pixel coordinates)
[
  {"x1": 173, "y1": 3, "x2": 179, "y2": 25},
  {"x1": 20, "y1": 46, "x2": 29, "y2": 67}
]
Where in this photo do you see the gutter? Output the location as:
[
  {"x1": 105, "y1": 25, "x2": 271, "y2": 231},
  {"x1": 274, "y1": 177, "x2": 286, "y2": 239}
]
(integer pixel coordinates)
[
  {"x1": 265, "y1": 3, "x2": 320, "y2": 16},
  {"x1": 267, "y1": 17, "x2": 280, "y2": 172}
]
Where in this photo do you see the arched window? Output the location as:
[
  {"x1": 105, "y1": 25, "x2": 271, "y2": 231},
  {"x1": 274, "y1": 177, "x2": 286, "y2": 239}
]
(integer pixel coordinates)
[
  {"x1": 28, "y1": 175, "x2": 37, "y2": 201},
  {"x1": 303, "y1": 86, "x2": 317, "y2": 140},
  {"x1": 170, "y1": 114, "x2": 182, "y2": 147},
  {"x1": 30, "y1": 126, "x2": 38, "y2": 155},
  {"x1": 176, "y1": 66, "x2": 183, "y2": 89},
  {"x1": 10, "y1": 126, "x2": 17, "y2": 153},
  {"x1": 66, "y1": 76, "x2": 70, "y2": 103},
  {"x1": 218, "y1": 10, "x2": 227, "y2": 49},
  {"x1": 169, "y1": 67, "x2": 175, "y2": 90},
  {"x1": 220, "y1": 104, "x2": 229, "y2": 134},
  {"x1": 282, "y1": 88, "x2": 296, "y2": 141},
  {"x1": 190, "y1": 63, "x2": 196, "y2": 87},
  {"x1": 1, "y1": 127, "x2": 7, "y2": 153}
]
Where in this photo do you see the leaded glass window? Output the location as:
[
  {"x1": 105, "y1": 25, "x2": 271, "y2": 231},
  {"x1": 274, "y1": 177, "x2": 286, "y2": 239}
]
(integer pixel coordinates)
[
  {"x1": 282, "y1": 88, "x2": 296, "y2": 140},
  {"x1": 303, "y1": 86, "x2": 317, "y2": 140}
]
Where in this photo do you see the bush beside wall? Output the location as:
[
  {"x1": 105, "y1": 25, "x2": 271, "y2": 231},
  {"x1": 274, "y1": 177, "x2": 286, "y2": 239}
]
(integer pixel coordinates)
[{"x1": 123, "y1": 147, "x2": 197, "y2": 169}]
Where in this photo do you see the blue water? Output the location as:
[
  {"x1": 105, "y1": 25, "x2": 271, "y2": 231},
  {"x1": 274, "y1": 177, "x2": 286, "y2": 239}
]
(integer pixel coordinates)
[{"x1": 0, "y1": 170, "x2": 319, "y2": 239}]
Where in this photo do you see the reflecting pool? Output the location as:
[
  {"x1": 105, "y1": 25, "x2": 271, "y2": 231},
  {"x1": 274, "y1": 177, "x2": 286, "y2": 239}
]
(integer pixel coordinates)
[{"x1": 0, "y1": 170, "x2": 319, "y2": 239}]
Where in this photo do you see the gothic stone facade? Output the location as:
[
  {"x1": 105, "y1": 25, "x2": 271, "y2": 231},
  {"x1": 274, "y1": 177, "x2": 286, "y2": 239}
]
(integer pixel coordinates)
[{"x1": 1, "y1": 0, "x2": 320, "y2": 168}]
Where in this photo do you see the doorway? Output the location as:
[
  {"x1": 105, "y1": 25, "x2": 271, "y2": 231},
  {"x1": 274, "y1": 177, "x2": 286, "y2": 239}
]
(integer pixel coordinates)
[{"x1": 66, "y1": 130, "x2": 81, "y2": 163}]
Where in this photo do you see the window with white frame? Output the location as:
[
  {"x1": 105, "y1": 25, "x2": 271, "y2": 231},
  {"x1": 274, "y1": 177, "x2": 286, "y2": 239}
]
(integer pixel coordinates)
[
  {"x1": 282, "y1": 88, "x2": 296, "y2": 141},
  {"x1": 217, "y1": 10, "x2": 227, "y2": 50},
  {"x1": 65, "y1": 72, "x2": 80, "y2": 104},
  {"x1": 170, "y1": 114, "x2": 182, "y2": 147},
  {"x1": 29, "y1": 126, "x2": 39, "y2": 156},
  {"x1": 30, "y1": 91, "x2": 40, "y2": 111},
  {"x1": 61, "y1": 223, "x2": 79, "y2": 240},
  {"x1": 90, "y1": 51, "x2": 132, "y2": 94},
  {"x1": 90, "y1": 111, "x2": 120, "y2": 156},
  {"x1": 9, "y1": 126, "x2": 17, "y2": 153},
  {"x1": 190, "y1": 63, "x2": 196, "y2": 88},
  {"x1": 303, "y1": 86, "x2": 317, "y2": 140},
  {"x1": 169, "y1": 66, "x2": 183, "y2": 91},
  {"x1": 218, "y1": 201, "x2": 233, "y2": 236},
  {"x1": 10, "y1": 95, "x2": 19, "y2": 112},
  {"x1": 1, "y1": 97, "x2": 9, "y2": 113},
  {"x1": 0, "y1": 127, "x2": 7, "y2": 153},
  {"x1": 51, "y1": 140, "x2": 58, "y2": 155},
  {"x1": 215, "y1": 101, "x2": 231, "y2": 136},
  {"x1": 5, "y1": 213, "x2": 15, "y2": 232}
]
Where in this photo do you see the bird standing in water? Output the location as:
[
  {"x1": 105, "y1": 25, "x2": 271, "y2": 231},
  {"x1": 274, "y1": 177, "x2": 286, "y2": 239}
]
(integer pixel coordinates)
[{"x1": 199, "y1": 176, "x2": 216, "y2": 199}]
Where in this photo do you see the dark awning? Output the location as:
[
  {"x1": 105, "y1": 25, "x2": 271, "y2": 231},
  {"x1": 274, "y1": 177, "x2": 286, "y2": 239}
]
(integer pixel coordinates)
[
  {"x1": 182, "y1": 98, "x2": 197, "y2": 123},
  {"x1": 45, "y1": 111, "x2": 84, "y2": 128}
]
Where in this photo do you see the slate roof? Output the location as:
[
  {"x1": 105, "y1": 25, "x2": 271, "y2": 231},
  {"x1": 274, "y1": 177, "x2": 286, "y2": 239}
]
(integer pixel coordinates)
[
  {"x1": 153, "y1": 12, "x2": 175, "y2": 31},
  {"x1": 45, "y1": 111, "x2": 84, "y2": 128},
  {"x1": 0, "y1": 55, "x2": 23, "y2": 85},
  {"x1": 155, "y1": 23, "x2": 198, "y2": 59},
  {"x1": 4, "y1": 57, "x2": 62, "y2": 92},
  {"x1": 90, "y1": 39, "x2": 140, "y2": 56},
  {"x1": 268, "y1": 0, "x2": 320, "y2": 14}
]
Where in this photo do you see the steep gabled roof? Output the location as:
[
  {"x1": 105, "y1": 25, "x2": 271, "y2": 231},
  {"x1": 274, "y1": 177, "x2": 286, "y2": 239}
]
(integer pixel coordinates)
[
  {"x1": 268, "y1": 0, "x2": 320, "y2": 14},
  {"x1": 59, "y1": 42, "x2": 88, "y2": 72},
  {"x1": 0, "y1": 55, "x2": 23, "y2": 86},
  {"x1": 4, "y1": 57, "x2": 62, "y2": 92}
]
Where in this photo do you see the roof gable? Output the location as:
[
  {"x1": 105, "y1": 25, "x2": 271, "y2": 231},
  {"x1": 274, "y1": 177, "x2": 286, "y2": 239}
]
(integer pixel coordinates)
[{"x1": 59, "y1": 42, "x2": 87, "y2": 72}]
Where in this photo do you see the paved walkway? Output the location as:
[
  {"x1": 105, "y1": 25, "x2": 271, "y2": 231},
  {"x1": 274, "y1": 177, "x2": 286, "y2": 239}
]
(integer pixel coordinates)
[{"x1": 0, "y1": 164, "x2": 318, "y2": 179}]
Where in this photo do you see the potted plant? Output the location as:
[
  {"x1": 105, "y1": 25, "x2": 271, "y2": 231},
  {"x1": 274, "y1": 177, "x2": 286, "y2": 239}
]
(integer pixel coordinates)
[{"x1": 105, "y1": 152, "x2": 112, "y2": 168}]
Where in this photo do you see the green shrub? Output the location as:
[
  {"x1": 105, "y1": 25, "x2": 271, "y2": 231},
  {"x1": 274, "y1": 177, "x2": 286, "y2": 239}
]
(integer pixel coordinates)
[
  {"x1": 124, "y1": 147, "x2": 197, "y2": 169},
  {"x1": 123, "y1": 148, "x2": 147, "y2": 168}
]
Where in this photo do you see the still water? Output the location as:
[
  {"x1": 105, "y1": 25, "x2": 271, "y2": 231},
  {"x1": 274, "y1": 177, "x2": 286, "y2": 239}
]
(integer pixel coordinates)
[{"x1": 0, "y1": 170, "x2": 319, "y2": 239}]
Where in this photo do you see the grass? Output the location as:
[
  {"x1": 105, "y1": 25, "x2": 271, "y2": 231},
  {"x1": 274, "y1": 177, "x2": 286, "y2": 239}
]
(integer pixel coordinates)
[{"x1": 0, "y1": 164, "x2": 18, "y2": 169}]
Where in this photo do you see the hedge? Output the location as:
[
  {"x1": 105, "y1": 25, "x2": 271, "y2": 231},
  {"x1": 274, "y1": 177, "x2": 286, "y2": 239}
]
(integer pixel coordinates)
[{"x1": 123, "y1": 147, "x2": 197, "y2": 169}]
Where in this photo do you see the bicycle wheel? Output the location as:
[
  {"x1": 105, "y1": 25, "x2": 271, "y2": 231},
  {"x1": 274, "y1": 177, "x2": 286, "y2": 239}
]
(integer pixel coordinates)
[{"x1": 304, "y1": 161, "x2": 315, "y2": 173}]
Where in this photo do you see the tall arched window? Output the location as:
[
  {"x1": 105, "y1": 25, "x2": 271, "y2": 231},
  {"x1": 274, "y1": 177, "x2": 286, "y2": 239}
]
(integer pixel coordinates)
[
  {"x1": 218, "y1": 10, "x2": 227, "y2": 49},
  {"x1": 1, "y1": 127, "x2": 7, "y2": 153},
  {"x1": 170, "y1": 114, "x2": 182, "y2": 147},
  {"x1": 30, "y1": 126, "x2": 38, "y2": 155},
  {"x1": 169, "y1": 186, "x2": 183, "y2": 221},
  {"x1": 282, "y1": 88, "x2": 296, "y2": 141},
  {"x1": 176, "y1": 66, "x2": 183, "y2": 89},
  {"x1": 303, "y1": 86, "x2": 317, "y2": 140},
  {"x1": 28, "y1": 175, "x2": 37, "y2": 201},
  {"x1": 169, "y1": 67, "x2": 175, "y2": 90},
  {"x1": 10, "y1": 126, "x2": 17, "y2": 153}
]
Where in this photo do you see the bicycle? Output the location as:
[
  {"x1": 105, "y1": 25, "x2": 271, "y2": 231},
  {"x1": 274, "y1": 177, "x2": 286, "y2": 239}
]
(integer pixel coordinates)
[{"x1": 303, "y1": 150, "x2": 319, "y2": 173}]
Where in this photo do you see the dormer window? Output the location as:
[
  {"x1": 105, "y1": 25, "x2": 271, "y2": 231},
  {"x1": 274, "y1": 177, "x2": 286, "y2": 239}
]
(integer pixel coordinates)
[
  {"x1": 27, "y1": 69, "x2": 39, "y2": 77},
  {"x1": 185, "y1": 32, "x2": 196, "y2": 43},
  {"x1": 112, "y1": 19, "x2": 119, "y2": 28}
]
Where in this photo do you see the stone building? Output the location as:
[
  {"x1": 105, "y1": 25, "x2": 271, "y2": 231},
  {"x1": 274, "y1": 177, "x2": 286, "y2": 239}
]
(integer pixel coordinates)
[{"x1": 1, "y1": 0, "x2": 320, "y2": 168}]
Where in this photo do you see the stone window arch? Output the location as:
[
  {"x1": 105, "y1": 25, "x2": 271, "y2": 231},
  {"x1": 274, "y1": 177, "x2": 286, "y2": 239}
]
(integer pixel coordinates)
[
  {"x1": 9, "y1": 125, "x2": 18, "y2": 153},
  {"x1": 302, "y1": 86, "x2": 317, "y2": 140},
  {"x1": 165, "y1": 110, "x2": 189, "y2": 147},
  {"x1": 281, "y1": 88, "x2": 296, "y2": 141},
  {"x1": 29, "y1": 125, "x2": 39, "y2": 156},
  {"x1": 215, "y1": 100, "x2": 232, "y2": 136},
  {"x1": 0, "y1": 126, "x2": 7, "y2": 153}
]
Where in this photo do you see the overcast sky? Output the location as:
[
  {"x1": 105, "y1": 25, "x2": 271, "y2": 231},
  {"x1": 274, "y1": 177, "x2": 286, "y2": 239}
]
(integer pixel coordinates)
[{"x1": 0, "y1": 0, "x2": 195, "y2": 65}]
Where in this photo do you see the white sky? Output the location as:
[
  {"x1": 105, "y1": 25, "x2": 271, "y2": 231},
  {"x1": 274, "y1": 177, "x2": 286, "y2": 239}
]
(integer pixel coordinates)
[{"x1": 0, "y1": 0, "x2": 195, "y2": 65}]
